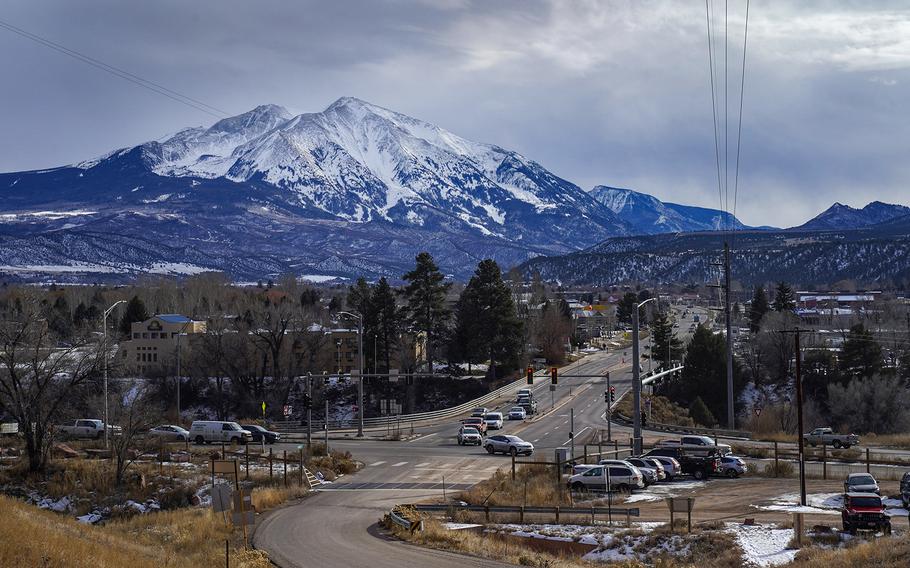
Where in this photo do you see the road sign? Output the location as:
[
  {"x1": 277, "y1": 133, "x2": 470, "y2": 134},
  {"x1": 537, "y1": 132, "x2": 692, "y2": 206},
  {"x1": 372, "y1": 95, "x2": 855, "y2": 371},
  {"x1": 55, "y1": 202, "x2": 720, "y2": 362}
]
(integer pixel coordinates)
[
  {"x1": 212, "y1": 459, "x2": 239, "y2": 475},
  {"x1": 549, "y1": 384, "x2": 556, "y2": 392},
  {"x1": 283, "y1": 405, "x2": 292, "y2": 417},
  {"x1": 261, "y1": 401, "x2": 266, "y2": 417},
  {"x1": 754, "y1": 407, "x2": 762, "y2": 417},
  {"x1": 211, "y1": 484, "x2": 232, "y2": 513},
  {"x1": 389, "y1": 368, "x2": 399, "y2": 382}
]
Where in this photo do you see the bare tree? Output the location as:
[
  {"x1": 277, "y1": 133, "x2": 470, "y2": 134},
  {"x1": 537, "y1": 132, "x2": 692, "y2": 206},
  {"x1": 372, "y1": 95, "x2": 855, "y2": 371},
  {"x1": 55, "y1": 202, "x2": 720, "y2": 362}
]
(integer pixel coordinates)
[
  {"x1": 102, "y1": 384, "x2": 161, "y2": 486},
  {"x1": 0, "y1": 296, "x2": 103, "y2": 472}
]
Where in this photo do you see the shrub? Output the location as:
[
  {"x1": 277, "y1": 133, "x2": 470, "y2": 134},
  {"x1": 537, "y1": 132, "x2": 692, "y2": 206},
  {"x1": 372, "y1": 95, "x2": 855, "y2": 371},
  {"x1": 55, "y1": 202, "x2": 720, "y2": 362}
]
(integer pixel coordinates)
[{"x1": 764, "y1": 461, "x2": 794, "y2": 477}]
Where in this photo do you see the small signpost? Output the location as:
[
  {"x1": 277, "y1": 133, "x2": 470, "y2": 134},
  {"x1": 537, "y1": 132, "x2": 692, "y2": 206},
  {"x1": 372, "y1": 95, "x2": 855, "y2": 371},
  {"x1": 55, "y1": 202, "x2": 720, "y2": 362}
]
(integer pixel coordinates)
[
  {"x1": 211, "y1": 458, "x2": 254, "y2": 546},
  {"x1": 666, "y1": 497, "x2": 695, "y2": 533}
]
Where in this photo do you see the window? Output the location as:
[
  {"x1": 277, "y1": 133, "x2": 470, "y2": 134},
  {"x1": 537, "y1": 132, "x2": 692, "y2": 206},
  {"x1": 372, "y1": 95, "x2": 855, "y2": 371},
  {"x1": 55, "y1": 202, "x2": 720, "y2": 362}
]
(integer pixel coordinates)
[
  {"x1": 136, "y1": 353, "x2": 140, "y2": 361},
  {"x1": 222, "y1": 424, "x2": 233, "y2": 431},
  {"x1": 152, "y1": 353, "x2": 157, "y2": 362},
  {"x1": 609, "y1": 467, "x2": 630, "y2": 477},
  {"x1": 133, "y1": 333, "x2": 139, "y2": 339},
  {"x1": 142, "y1": 333, "x2": 149, "y2": 339},
  {"x1": 583, "y1": 468, "x2": 603, "y2": 477}
]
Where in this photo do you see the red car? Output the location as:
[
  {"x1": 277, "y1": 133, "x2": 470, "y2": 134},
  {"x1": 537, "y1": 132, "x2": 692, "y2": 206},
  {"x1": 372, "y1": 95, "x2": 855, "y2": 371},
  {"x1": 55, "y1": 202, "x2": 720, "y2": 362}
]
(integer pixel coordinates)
[
  {"x1": 461, "y1": 417, "x2": 487, "y2": 434},
  {"x1": 842, "y1": 493, "x2": 891, "y2": 535}
]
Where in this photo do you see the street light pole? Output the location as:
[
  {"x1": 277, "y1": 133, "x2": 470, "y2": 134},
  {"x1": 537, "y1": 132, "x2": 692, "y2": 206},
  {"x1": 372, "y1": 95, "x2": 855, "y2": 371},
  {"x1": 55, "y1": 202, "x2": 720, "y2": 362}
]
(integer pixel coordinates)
[
  {"x1": 175, "y1": 320, "x2": 192, "y2": 422},
  {"x1": 337, "y1": 311, "x2": 365, "y2": 438},
  {"x1": 102, "y1": 300, "x2": 126, "y2": 449},
  {"x1": 632, "y1": 297, "x2": 656, "y2": 455}
]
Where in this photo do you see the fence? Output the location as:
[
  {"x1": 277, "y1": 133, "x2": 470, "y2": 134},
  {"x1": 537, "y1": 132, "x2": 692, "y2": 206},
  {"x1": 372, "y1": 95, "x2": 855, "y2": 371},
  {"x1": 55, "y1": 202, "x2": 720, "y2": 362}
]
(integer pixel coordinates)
[
  {"x1": 743, "y1": 441, "x2": 910, "y2": 480},
  {"x1": 404, "y1": 503, "x2": 640, "y2": 527}
]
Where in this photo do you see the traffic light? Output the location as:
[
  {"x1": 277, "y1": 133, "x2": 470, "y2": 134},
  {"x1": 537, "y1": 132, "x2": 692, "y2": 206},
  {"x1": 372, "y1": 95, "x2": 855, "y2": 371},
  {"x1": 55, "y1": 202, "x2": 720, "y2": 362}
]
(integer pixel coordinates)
[
  {"x1": 641, "y1": 411, "x2": 647, "y2": 428},
  {"x1": 604, "y1": 391, "x2": 609, "y2": 403},
  {"x1": 302, "y1": 393, "x2": 312, "y2": 409},
  {"x1": 526, "y1": 366, "x2": 534, "y2": 385},
  {"x1": 550, "y1": 366, "x2": 558, "y2": 385},
  {"x1": 610, "y1": 385, "x2": 616, "y2": 402}
]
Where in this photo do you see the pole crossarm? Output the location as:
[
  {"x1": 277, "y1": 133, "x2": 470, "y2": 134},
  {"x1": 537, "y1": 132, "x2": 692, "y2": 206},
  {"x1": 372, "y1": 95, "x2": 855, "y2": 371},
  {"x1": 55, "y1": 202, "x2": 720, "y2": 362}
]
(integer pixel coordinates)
[{"x1": 641, "y1": 365, "x2": 685, "y2": 386}]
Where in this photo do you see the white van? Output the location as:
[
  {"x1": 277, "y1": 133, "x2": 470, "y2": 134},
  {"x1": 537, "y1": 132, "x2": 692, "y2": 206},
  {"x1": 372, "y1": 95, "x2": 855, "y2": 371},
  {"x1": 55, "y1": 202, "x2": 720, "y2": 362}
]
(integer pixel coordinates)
[{"x1": 189, "y1": 421, "x2": 252, "y2": 445}]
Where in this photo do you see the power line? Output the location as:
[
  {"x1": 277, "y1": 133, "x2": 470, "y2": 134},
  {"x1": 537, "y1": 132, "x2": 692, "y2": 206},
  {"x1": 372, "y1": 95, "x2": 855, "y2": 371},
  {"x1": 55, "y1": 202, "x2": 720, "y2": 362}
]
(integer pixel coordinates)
[
  {"x1": 732, "y1": 0, "x2": 751, "y2": 238},
  {"x1": 0, "y1": 18, "x2": 228, "y2": 118},
  {"x1": 705, "y1": 0, "x2": 725, "y2": 224}
]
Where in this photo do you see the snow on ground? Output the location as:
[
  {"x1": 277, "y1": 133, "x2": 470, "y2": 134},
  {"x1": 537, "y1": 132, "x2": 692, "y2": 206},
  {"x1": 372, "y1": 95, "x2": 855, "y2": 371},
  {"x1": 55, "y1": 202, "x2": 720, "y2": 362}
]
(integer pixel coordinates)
[
  {"x1": 623, "y1": 480, "x2": 705, "y2": 503},
  {"x1": 727, "y1": 523, "x2": 798, "y2": 567},
  {"x1": 758, "y1": 492, "x2": 908, "y2": 517}
]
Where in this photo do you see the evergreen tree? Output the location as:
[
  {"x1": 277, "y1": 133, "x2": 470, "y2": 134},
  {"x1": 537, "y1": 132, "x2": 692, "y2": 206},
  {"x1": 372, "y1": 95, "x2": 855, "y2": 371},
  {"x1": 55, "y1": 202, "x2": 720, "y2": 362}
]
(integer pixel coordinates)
[
  {"x1": 650, "y1": 310, "x2": 683, "y2": 366},
  {"x1": 689, "y1": 396, "x2": 716, "y2": 427},
  {"x1": 372, "y1": 277, "x2": 401, "y2": 373},
  {"x1": 48, "y1": 296, "x2": 72, "y2": 338},
  {"x1": 772, "y1": 281, "x2": 796, "y2": 313},
  {"x1": 402, "y1": 252, "x2": 451, "y2": 372},
  {"x1": 748, "y1": 286, "x2": 769, "y2": 333},
  {"x1": 839, "y1": 323, "x2": 882, "y2": 379},
  {"x1": 616, "y1": 292, "x2": 639, "y2": 325},
  {"x1": 119, "y1": 296, "x2": 149, "y2": 336},
  {"x1": 300, "y1": 288, "x2": 321, "y2": 306},
  {"x1": 346, "y1": 277, "x2": 379, "y2": 369},
  {"x1": 453, "y1": 259, "x2": 523, "y2": 379}
]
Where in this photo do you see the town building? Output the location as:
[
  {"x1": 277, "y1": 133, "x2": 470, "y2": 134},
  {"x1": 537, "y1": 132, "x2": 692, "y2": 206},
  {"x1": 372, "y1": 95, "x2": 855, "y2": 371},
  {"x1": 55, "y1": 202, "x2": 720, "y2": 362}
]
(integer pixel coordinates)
[{"x1": 119, "y1": 314, "x2": 206, "y2": 374}]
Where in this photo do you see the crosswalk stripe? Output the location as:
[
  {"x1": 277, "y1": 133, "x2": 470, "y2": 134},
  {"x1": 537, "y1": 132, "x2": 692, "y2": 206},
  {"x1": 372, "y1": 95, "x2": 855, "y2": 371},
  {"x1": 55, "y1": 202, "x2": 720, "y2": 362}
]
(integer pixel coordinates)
[
  {"x1": 416, "y1": 462, "x2": 431, "y2": 467},
  {"x1": 392, "y1": 461, "x2": 408, "y2": 467},
  {"x1": 369, "y1": 461, "x2": 386, "y2": 466}
]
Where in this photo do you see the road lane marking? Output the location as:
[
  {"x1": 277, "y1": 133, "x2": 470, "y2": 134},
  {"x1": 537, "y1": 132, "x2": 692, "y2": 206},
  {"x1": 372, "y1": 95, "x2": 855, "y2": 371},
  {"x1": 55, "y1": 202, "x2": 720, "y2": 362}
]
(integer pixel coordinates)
[
  {"x1": 408, "y1": 432, "x2": 437, "y2": 443},
  {"x1": 563, "y1": 426, "x2": 590, "y2": 445},
  {"x1": 416, "y1": 462, "x2": 431, "y2": 467},
  {"x1": 391, "y1": 461, "x2": 408, "y2": 467},
  {"x1": 369, "y1": 461, "x2": 387, "y2": 466},
  {"x1": 532, "y1": 439, "x2": 539, "y2": 443}
]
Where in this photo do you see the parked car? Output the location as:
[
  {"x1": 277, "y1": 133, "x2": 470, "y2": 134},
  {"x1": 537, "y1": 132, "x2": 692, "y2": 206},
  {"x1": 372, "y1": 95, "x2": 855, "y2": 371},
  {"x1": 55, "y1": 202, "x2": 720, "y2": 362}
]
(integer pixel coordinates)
[
  {"x1": 484, "y1": 435, "x2": 534, "y2": 456},
  {"x1": 240, "y1": 424, "x2": 281, "y2": 444},
  {"x1": 628, "y1": 457, "x2": 666, "y2": 482},
  {"x1": 484, "y1": 412, "x2": 504, "y2": 430},
  {"x1": 656, "y1": 435, "x2": 731, "y2": 456},
  {"x1": 643, "y1": 447, "x2": 719, "y2": 480},
  {"x1": 901, "y1": 471, "x2": 910, "y2": 508},
  {"x1": 457, "y1": 426, "x2": 482, "y2": 446},
  {"x1": 461, "y1": 417, "x2": 487, "y2": 434},
  {"x1": 646, "y1": 455, "x2": 682, "y2": 481},
  {"x1": 507, "y1": 406, "x2": 527, "y2": 420},
  {"x1": 572, "y1": 463, "x2": 599, "y2": 475},
  {"x1": 148, "y1": 425, "x2": 190, "y2": 442},
  {"x1": 470, "y1": 407, "x2": 488, "y2": 418},
  {"x1": 842, "y1": 493, "x2": 891, "y2": 535},
  {"x1": 718, "y1": 455, "x2": 746, "y2": 478},
  {"x1": 58, "y1": 419, "x2": 122, "y2": 440},
  {"x1": 189, "y1": 421, "x2": 252, "y2": 445},
  {"x1": 804, "y1": 427, "x2": 859, "y2": 449},
  {"x1": 844, "y1": 473, "x2": 880, "y2": 495},
  {"x1": 568, "y1": 465, "x2": 644, "y2": 493}
]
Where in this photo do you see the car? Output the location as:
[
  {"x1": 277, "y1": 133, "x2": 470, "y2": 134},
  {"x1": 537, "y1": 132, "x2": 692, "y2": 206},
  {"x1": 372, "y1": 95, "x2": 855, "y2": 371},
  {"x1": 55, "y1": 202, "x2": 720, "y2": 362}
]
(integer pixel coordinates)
[
  {"x1": 457, "y1": 426, "x2": 482, "y2": 446},
  {"x1": 461, "y1": 417, "x2": 487, "y2": 434},
  {"x1": 507, "y1": 406, "x2": 527, "y2": 420},
  {"x1": 627, "y1": 457, "x2": 666, "y2": 482},
  {"x1": 484, "y1": 435, "x2": 533, "y2": 456},
  {"x1": 148, "y1": 425, "x2": 190, "y2": 442},
  {"x1": 844, "y1": 473, "x2": 880, "y2": 495},
  {"x1": 189, "y1": 421, "x2": 253, "y2": 445},
  {"x1": 643, "y1": 447, "x2": 720, "y2": 480},
  {"x1": 901, "y1": 471, "x2": 910, "y2": 508},
  {"x1": 470, "y1": 407, "x2": 488, "y2": 418},
  {"x1": 646, "y1": 455, "x2": 682, "y2": 481},
  {"x1": 484, "y1": 412, "x2": 504, "y2": 430},
  {"x1": 804, "y1": 427, "x2": 859, "y2": 449},
  {"x1": 240, "y1": 424, "x2": 281, "y2": 444},
  {"x1": 57, "y1": 419, "x2": 122, "y2": 440},
  {"x1": 516, "y1": 397, "x2": 538, "y2": 415},
  {"x1": 656, "y1": 435, "x2": 731, "y2": 456},
  {"x1": 567, "y1": 465, "x2": 644, "y2": 493},
  {"x1": 572, "y1": 463, "x2": 599, "y2": 475},
  {"x1": 842, "y1": 493, "x2": 891, "y2": 535},
  {"x1": 718, "y1": 455, "x2": 746, "y2": 478}
]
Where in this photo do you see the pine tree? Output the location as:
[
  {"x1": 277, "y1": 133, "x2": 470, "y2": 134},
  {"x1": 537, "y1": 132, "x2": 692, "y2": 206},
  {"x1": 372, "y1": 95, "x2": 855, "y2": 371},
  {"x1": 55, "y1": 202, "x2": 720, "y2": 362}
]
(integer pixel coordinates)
[
  {"x1": 772, "y1": 281, "x2": 796, "y2": 313},
  {"x1": 454, "y1": 259, "x2": 523, "y2": 379},
  {"x1": 372, "y1": 277, "x2": 401, "y2": 373},
  {"x1": 119, "y1": 296, "x2": 149, "y2": 336},
  {"x1": 617, "y1": 292, "x2": 639, "y2": 324},
  {"x1": 748, "y1": 286, "x2": 769, "y2": 333},
  {"x1": 402, "y1": 252, "x2": 451, "y2": 372},
  {"x1": 650, "y1": 310, "x2": 683, "y2": 366},
  {"x1": 839, "y1": 323, "x2": 882, "y2": 379}
]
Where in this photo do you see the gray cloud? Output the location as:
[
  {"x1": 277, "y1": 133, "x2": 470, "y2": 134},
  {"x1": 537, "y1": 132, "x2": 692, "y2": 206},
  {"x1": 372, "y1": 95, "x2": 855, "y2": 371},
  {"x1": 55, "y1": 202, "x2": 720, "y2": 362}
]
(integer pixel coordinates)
[{"x1": 1, "y1": 0, "x2": 908, "y2": 227}]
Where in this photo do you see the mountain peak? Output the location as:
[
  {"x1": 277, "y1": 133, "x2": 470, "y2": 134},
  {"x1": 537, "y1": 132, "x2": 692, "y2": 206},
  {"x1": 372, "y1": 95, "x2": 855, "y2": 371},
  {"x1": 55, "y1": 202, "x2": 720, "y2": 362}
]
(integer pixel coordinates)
[{"x1": 797, "y1": 200, "x2": 910, "y2": 230}]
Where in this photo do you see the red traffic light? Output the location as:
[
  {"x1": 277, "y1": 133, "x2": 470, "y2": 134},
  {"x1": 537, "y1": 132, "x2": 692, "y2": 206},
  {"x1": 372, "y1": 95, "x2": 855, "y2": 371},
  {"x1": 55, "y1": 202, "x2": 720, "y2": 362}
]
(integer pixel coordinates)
[
  {"x1": 526, "y1": 366, "x2": 534, "y2": 384},
  {"x1": 550, "y1": 366, "x2": 558, "y2": 385}
]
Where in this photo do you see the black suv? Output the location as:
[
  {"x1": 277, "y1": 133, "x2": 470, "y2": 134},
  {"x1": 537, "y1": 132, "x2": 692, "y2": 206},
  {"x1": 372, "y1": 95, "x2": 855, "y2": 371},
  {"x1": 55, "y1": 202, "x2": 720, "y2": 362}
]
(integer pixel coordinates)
[
  {"x1": 643, "y1": 447, "x2": 719, "y2": 480},
  {"x1": 240, "y1": 424, "x2": 281, "y2": 444}
]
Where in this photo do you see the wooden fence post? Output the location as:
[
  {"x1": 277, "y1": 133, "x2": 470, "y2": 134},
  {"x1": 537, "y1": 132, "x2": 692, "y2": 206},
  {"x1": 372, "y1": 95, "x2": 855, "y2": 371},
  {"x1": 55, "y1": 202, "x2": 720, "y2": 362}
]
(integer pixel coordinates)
[
  {"x1": 822, "y1": 444, "x2": 827, "y2": 480},
  {"x1": 519, "y1": 505, "x2": 525, "y2": 523},
  {"x1": 283, "y1": 450, "x2": 288, "y2": 487},
  {"x1": 245, "y1": 443, "x2": 250, "y2": 480},
  {"x1": 269, "y1": 448, "x2": 273, "y2": 480},
  {"x1": 299, "y1": 451, "x2": 304, "y2": 486},
  {"x1": 590, "y1": 505, "x2": 595, "y2": 525},
  {"x1": 866, "y1": 448, "x2": 870, "y2": 474},
  {"x1": 583, "y1": 445, "x2": 588, "y2": 464},
  {"x1": 485, "y1": 505, "x2": 490, "y2": 522},
  {"x1": 555, "y1": 505, "x2": 560, "y2": 524},
  {"x1": 774, "y1": 442, "x2": 779, "y2": 477}
]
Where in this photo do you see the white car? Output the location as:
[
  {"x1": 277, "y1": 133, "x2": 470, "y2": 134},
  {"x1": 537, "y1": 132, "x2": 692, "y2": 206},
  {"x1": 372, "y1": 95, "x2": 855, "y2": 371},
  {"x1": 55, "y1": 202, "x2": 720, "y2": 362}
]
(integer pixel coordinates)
[
  {"x1": 646, "y1": 456, "x2": 682, "y2": 480},
  {"x1": 457, "y1": 426, "x2": 483, "y2": 446},
  {"x1": 568, "y1": 464, "x2": 644, "y2": 493},
  {"x1": 507, "y1": 406, "x2": 527, "y2": 420},
  {"x1": 719, "y1": 455, "x2": 746, "y2": 478},
  {"x1": 148, "y1": 425, "x2": 190, "y2": 442},
  {"x1": 484, "y1": 412, "x2": 504, "y2": 430},
  {"x1": 484, "y1": 435, "x2": 534, "y2": 456}
]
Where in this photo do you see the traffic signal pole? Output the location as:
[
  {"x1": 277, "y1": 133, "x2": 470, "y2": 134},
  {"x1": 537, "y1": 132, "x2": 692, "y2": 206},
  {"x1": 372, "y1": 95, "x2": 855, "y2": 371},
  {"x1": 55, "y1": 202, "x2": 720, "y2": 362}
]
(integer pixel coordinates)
[
  {"x1": 605, "y1": 371, "x2": 612, "y2": 442},
  {"x1": 306, "y1": 373, "x2": 312, "y2": 452}
]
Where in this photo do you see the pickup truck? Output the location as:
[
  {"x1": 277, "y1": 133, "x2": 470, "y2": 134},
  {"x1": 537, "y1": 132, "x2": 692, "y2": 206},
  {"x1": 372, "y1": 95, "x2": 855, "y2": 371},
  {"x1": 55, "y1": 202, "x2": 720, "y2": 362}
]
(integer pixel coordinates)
[
  {"x1": 57, "y1": 419, "x2": 122, "y2": 440},
  {"x1": 803, "y1": 428, "x2": 859, "y2": 449},
  {"x1": 643, "y1": 447, "x2": 720, "y2": 480},
  {"x1": 656, "y1": 435, "x2": 732, "y2": 457}
]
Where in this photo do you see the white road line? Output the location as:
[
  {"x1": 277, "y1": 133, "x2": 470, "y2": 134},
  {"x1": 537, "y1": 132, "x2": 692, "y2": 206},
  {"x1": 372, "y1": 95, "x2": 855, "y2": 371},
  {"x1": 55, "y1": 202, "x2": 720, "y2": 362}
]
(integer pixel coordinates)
[
  {"x1": 564, "y1": 426, "x2": 590, "y2": 445},
  {"x1": 554, "y1": 426, "x2": 560, "y2": 430},
  {"x1": 532, "y1": 439, "x2": 539, "y2": 443},
  {"x1": 407, "y1": 432, "x2": 437, "y2": 443},
  {"x1": 391, "y1": 461, "x2": 408, "y2": 467},
  {"x1": 369, "y1": 461, "x2": 387, "y2": 467},
  {"x1": 416, "y1": 462, "x2": 431, "y2": 468}
]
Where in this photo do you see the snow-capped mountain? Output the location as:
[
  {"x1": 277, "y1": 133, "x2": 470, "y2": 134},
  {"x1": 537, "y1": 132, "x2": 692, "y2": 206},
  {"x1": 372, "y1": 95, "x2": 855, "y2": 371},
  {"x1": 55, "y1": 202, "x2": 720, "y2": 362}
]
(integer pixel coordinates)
[
  {"x1": 589, "y1": 186, "x2": 751, "y2": 234},
  {"x1": 0, "y1": 97, "x2": 630, "y2": 280},
  {"x1": 795, "y1": 201, "x2": 910, "y2": 231}
]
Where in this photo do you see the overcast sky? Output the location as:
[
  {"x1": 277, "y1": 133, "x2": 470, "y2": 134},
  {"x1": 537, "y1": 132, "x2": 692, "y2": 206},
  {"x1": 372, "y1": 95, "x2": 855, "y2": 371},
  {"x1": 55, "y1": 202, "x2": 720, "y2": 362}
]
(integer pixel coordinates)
[{"x1": 1, "y1": 1, "x2": 908, "y2": 226}]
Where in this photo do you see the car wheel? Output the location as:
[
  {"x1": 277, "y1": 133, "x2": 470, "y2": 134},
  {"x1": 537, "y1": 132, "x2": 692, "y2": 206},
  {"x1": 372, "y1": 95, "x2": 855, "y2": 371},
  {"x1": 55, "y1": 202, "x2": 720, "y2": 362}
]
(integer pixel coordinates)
[
  {"x1": 884, "y1": 523, "x2": 892, "y2": 536},
  {"x1": 618, "y1": 484, "x2": 630, "y2": 493},
  {"x1": 809, "y1": 443, "x2": 817, "y2": 448},
  {"x1": 485, "y1": 445, "x2": 494, "y2": 454},
  {"x1": 842, "y1": 522, "x2": 850, "y2": 534},
  {"x1": 694, "y1": 469, "x2": 705, "y2": 480},
  {"x1": 842, "y1": 444, "x2": 851, "y2": 449},
  {"x1": 726, "y1": 469, "x2": 738, "y2": 479},
  {"x1": 571, "y1": 481, "x2": 585, "y2": 491},
  {"x1": 509, "y1": 447, "x2": 518, "y2": 457},
  {"x1": 230, "y1": 436, "x2": 240, "y2": 445},
  {"x1": 833, "y1": 440, "x2": 842, "y2": 449}
]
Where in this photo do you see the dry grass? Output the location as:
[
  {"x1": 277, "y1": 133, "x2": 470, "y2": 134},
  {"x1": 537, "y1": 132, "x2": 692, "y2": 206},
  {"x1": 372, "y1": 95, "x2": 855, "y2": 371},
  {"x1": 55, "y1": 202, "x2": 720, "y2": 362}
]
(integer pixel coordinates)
[
  {"x1": 0, "y1": 493, "x2": 270, "y2": 568},
  {"x1": 458, "y1": 462, "x2": 572, "y2": 507},
  {"x1": 251, "y1": 485, "x2": 308, "y2": 511},
  {"x1": 791, "y1": 534, "x2": 910, "y2": 567},
  {"x1": 616, "y1": 395, "x2": 695, "y2": 427}
]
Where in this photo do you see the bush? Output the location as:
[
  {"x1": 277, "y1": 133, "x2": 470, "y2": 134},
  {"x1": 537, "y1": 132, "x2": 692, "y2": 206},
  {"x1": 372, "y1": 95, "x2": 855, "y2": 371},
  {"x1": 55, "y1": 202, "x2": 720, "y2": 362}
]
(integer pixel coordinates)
[
  {"x1": 828, "y1": 375, "x2": 910, "y2": 434},
  {"x1": 764, "y1": 461, "x2": 794, "y2": 477},
  {"x1": 689, "y1": 397, "x2": 716, "y2": 428}
]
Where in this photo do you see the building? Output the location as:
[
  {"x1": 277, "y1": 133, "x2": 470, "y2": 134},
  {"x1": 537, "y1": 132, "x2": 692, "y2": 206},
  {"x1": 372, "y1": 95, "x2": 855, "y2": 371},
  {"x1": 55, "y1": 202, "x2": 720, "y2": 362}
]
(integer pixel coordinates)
[
  {"x1": 119, "y1": 314, "x2": 206, "y2": 374},
  {"x1": 572, "y1": 304, "x2": 617, "y2": 341},
  {"x1": 796, "y1": 291, "x2": 881, "y2": 326}
]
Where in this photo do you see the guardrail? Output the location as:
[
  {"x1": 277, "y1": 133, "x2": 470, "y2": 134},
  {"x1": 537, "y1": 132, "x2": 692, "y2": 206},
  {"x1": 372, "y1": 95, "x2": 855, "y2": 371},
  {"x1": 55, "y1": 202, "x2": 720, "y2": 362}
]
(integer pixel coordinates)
[
  {"x1": 404, "y1": 503, "x2": 640, "y2": 526},
  {"x1": 611, "y1": 411, "x2": 751, "y2": 439},
  {"x1": 272, "y1": 372, "x2": 538, "y2": 433},
  {"x1": 389, "y1": 506, "x2": 422, "y2": 532}
]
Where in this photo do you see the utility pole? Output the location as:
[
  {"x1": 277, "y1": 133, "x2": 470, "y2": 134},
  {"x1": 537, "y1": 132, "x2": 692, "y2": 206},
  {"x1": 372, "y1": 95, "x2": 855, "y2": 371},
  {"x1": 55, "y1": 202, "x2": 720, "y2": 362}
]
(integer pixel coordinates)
[
  {"x1": 570, "y1": 407, "x2": 575, "y2": 460},
  {"x1": 306, "y1": 373, "x2": 312, "y2": 451},
  {"x1": 102, "y1": 300, "x2": 126, "y2": 448},
  {"x1": 782, "y1": 328, "x2": 808, "y2": 506},
  {"x1": 605, "y1": 371, "x2": 612, "y2": 443},
  {"x1": 724, "y1": 242, "x2": 734, "y2": 430},
  {"x1": 632, "y1": 297, "x2": 655, "y2": 454}
]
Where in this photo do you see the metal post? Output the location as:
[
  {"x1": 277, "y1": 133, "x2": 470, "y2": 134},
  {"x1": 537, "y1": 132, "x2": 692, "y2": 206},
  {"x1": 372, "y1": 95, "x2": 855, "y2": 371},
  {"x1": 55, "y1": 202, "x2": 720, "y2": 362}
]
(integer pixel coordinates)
[
  {"x1": 324, "y1": 400, "x2": 329, "y2": 451},
  {"x1": 795, "y1": 331, "x2": 807, "y2": 507},
  {"x1": 306, "y1": 373, "x2": 312, "y2": 452},
  {"x1": 101, "y1": 300, "x2": 125, "y2": 449},
  {"x1": 357, "y1": 316, "x2": 364, "y2": 437},
  {"x1": 632, "y1": 306, "x2": 642, "y2": 455},
  {"x1": 606, "y1": 371, "x2": 612, "y2": 442},
  {"x1": 724, "y1": 242, "x2": 734, "y2": 430},
  {"x1": 570, "y1": 408, "x2": 575, "y2": 460}
]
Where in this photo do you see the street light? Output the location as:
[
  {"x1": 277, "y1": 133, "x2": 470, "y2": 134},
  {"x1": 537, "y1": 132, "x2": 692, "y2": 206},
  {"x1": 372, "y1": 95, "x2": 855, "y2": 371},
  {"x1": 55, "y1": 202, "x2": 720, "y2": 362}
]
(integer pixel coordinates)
[
  {"x1": 102, "y1": 300, "x2": 127, "y2": 448},
  {"x1": 632, "y1": 296, "x2": 658, "y2": 454},
  {"x1": 175, "y1": 319, "x2": 193, "y2": 422},
  {"x1": 337, "y1": 311, "x2": 364, "y2": 437}
]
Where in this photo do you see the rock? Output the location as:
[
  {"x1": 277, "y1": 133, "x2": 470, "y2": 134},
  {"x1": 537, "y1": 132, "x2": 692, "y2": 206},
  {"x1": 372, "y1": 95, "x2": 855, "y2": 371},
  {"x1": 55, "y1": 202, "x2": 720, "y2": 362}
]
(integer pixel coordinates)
[{"x1": 52, "y1": 443, "x2": 80, "y2": 459}]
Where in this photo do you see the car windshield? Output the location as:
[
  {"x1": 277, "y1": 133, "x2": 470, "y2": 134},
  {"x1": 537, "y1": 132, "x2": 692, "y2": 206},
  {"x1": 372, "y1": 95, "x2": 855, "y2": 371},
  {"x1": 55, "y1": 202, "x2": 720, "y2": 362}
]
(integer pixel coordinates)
[
  {"x1": 850, "y1": 496, "x2": 882, "y2": 508},
  {"x1": 505, "y1": 436, "x2": 524, "y2": 443},
  {"x1": 850, "y1": 476, "x2": 876, "y2": 485},
  {"x1": 510, "y1": 407, "x2": 523, "y2": 412},
  {"x1": 244, "y1": 425, "x2": 263, "y2": 432},
  {"x1": 462, "y1": 427, "x2": 479, "y2": 434},
  {"x1": 485, "y1": 414, "x2": 500, "y2": 419}
]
